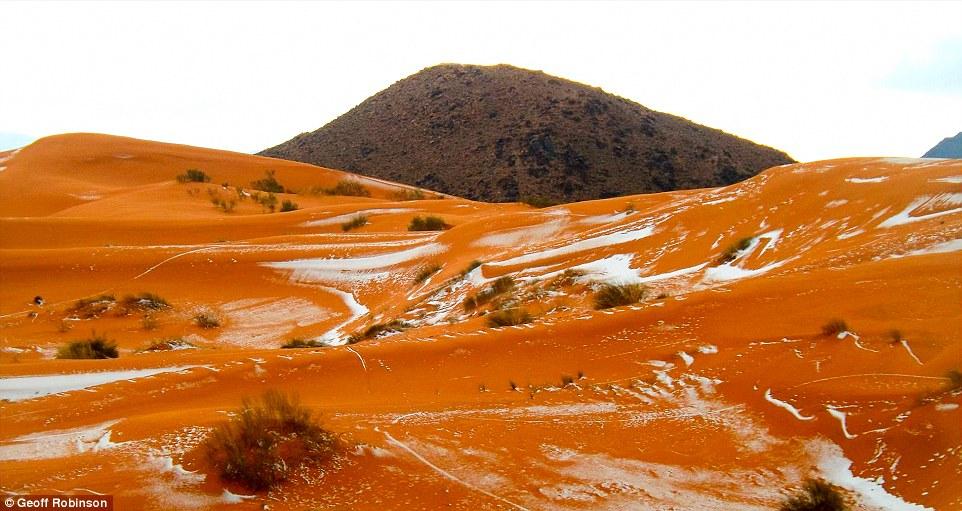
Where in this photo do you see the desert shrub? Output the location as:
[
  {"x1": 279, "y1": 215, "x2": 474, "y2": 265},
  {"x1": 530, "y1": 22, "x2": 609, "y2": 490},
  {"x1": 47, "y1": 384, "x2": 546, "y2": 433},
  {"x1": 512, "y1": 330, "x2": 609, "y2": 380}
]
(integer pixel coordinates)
[
  {"x1": 205, "y1": 390, "x2": 337, "y2": 491},
  {"x1": 121, "y1": 292, "x2": 170, "y2": 312},
  {"x1": 392, "y1": 189, "x2": 425, "y2": 201},
  {"x1": 822, "y1": 319, "x2": 848, "y2": 337},
  {"x1": 464, "y1": 276, "x2": 516, "y2": 311},
  {"x1": 408, "y1": 215, "x2": 447, "y2": 231},
  {"x1": 521, "y1": 195, "x2": 558, "y2": 208},
  {"x1": 208, "y1": 189, "x2": 237, "y2": 213},
  {"x1": 594, "y1": 283, "x2": 647, "y2": 310},
  {"x1": 325, "y1": 179, "x2": 370, "y2": 197},
  {"x1": 176, "y1": 168, "x2": 211, "y2": 183},
  {"x1": 194, "y1": 310, "x2": 221, "y2": 329},
  {"x1": 779, "y1": 479, "x2": 848, "y2": 511},
  {"x1": 281, "y1": 338, "x2": 324, "y2": 349},
  {"x1": 251, "y1": 170, "x2": 285, "y2": 193},
  {"x1": 414, "y1": 263, "x2": 442, "y2": 284},
  {"x1": 252, "y1": 191, "x2": 278, "y2": 212},
  {"x1": 561, "y1": 375, "x2": 575, "y2": 386},
  {"x1": 487, "y1": 308, "x2": 532, "y2": 327},
  {"x1": 359, "y1": 320, "x2": 409, "y2": 340},
  {"x1": 947, "y1": 369, "x2": 962, "y2": 390},
  {"x1": 57, "y1": 335, "x2": 119, "y2": 359},
  {"x1": 459, "y1": 260, "x2": 483, "y2": 279},
  {"x1": 144, "y1": 338, "x2": 195, "y2": 351},
  {"x1": 280, "y1": 199, "x2": 299, "y2": 212},
  {"x1": 341, "y1": 214, "x2": 368, "y2": 232},
  {"x1": 718, "y1": 237, "x2": 754, "y2": 264},
  {"x1": 490, "y1": 276, "x2": 515, "y2": 295},
  {"x1": 887, "y1": 329, "x2": 903, "y2": 344},
  {"x1": 68, "y1": 294, "x2": 116, "y2": 318}
]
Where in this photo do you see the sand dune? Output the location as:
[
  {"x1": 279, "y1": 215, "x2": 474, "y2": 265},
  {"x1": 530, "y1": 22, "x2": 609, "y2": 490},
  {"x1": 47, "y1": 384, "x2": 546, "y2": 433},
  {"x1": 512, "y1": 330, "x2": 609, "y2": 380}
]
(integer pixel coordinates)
[{"x1": 1, "y1": 134, "x2": 959, "y2": 510}]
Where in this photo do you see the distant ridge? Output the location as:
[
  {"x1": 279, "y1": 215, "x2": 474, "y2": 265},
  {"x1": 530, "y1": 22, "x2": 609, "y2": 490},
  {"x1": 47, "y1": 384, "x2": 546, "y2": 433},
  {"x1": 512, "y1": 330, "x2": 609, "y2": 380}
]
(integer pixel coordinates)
[
  {"x1": 922, "y1": 132, "x2": 962, "y2": 158},
  {"x1": 260, "y1": 64, "x2": 794, "y2": 203}
]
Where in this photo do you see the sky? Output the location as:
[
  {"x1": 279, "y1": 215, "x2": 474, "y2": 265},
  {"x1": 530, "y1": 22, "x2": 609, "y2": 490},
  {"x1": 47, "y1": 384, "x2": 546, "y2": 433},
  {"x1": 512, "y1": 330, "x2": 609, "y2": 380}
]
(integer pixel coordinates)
[{"x1": 1, "y1": 1, "x2": 961, "y2": 162}]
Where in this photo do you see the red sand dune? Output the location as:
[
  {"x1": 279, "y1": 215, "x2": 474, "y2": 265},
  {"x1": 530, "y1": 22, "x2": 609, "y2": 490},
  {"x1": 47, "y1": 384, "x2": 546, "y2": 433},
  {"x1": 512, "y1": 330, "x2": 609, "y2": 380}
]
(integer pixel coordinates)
[{"x1": 0, "y1": 134, "x2": 959, "y2": 510}]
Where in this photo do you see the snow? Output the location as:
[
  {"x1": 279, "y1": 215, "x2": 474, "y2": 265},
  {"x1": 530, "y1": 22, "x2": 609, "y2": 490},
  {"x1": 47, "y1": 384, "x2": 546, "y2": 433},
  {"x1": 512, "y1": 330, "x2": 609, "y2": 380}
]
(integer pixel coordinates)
[
  {"x1": 764, "y1": 389, "x2": 814, "y2": 421},
  {"x1": 825, "y1": 199, "x2": 848, "y2": 208},
  {"x1": 0, "y1": 366, "x2": 197, "y2": 402},
  {"x1": 697, "y1": 345, "x2": 718, "y2": 354},
  {"x1": 0, "y1": 420, "x2": 122, "y2": 461},
  {"x1": 899, "y1": 238, "x2": 962, "y2": 258},
  {"x1": 220, "y1": 490, "x2": 254, "y2": 504},
  {"x1": 577, "y1": 211, "x2": 632, "y2": 224},
  {"x1": 933, "y1": 176, "x2": 962, "y2": 184},
  {"x1": 265, "y1": 242, "x2": 445, "y2": 283},
  {"x1": 814, "y1": 441, "x2": 934, "y2": 510},
  {"x1": 474, "y1": 219, "x2": 567, "y2": 247},
  {"x1": 312, "y1": 286, "x2": 369, "y2": 345},
  {"x1": 301, "y1": 208, "x2": 413, "y2": 227},
  {"x1": 702, "y1": 258, "x2": 791, "y2": 283},
  {"x1": 490, "y1": 223, "x2": 656, "y2": 267},
  {"x1": 826, "y1": 406, "x2": 857, "y2": 439},
  {"x1": 900, "y1": 339, "x2": 923, "y2": 365},
  {"x1": 677, "y1": 351, "x2": 694, "y2": 367},
  {"x1": 846, "y1": 176, "x2": 888, "y2": 184},
  {"x1": 935, "y1": 403, "x2": 959, "y2": 412},
  {"x1": 878, "y1": 194, "x2": 962, "y2": 228},
  {"x1": 568, "y1": 254, "x2": 640, "y2": 284},
  {"x1": 216, "y1": 297, "x2": 330, "y2": 348},
  {"x1": 638, "y1": 262, "x2": 708, "y2": 283}
]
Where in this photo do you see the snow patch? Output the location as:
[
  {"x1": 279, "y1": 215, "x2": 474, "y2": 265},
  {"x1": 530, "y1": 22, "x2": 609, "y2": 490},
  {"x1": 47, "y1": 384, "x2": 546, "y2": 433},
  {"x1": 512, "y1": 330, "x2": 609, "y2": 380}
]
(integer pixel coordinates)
[
  {"x1": 490, "y1": 223, "x2": 656, "y2": 267},
  {"x1": 0, "y1": 366, "x2": 198, "y2": 402},
  {"x1": 813, "y1": 441, "x2": 934, "y2": 510},
  {"x1": 764, "y1": 389, "x2": 814, "y2": 421},
  {"x1": 265, "y1": 243, "x2": 445, "y2": 283},
  {"x1": 846, "y1": 176, "x2": 888, "y2": 184}
]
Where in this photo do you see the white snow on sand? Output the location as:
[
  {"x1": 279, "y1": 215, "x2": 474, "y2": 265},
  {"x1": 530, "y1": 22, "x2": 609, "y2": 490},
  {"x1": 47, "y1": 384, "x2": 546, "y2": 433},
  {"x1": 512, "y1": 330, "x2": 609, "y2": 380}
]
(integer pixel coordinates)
[
  {"x1": 813, "y1": 441, "x2": 934, "y2": 510},
  {"x1": 933, "y1": 176, "x2": 962, "y2": 184},
  {"x1": 302, "y1": 208, "x2": 413, "y2": 227},
  {"x1": 0, "y1": 366, "x2": 197, "y2": 402},
  {"x1": 764, "y1": 389, "x2": 814, "y2": 421},
  {"x1": 846, "y1": 176, "x2": 888, "y2": 184},
  {"x1": 311, "y1": 286, "x2": 369, "y2": 345},
  {"x1": 878, "y1": 194, "x2": 962, "y2": 228},
  {"x1": 898, "y1": 238, "x2": 962, "y2": 258},
  {"x1": 0, "y1": 420, "x2": 122, "y2": 461},
  {"x1": 216, "y1": 297, "x2": 330, "y2": 348},
  {"x1": 473, "y1": 219, "x2": 567, "y2": 247},
  {"x1": 490, "y1": 223, "x2": 656, "y2": 267},
  {"x1": 265, "y1": 242, "x2": 445, "y2": 283},
  {"x1": 702, "y1": 259, "x2": 791, "y2": 283},
  {"x1": 826, "y1": 406, "x2": 857, "y2": 439}
]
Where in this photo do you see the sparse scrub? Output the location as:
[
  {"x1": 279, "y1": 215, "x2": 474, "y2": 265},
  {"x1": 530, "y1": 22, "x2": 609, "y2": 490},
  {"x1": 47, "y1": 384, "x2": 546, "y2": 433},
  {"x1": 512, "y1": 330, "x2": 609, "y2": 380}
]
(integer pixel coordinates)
[
  {"x1": 194, "y1": 310, "x2": 222, "y2": 329},
  {"x1": 68, "y1": 294, "x2": 116, "y2": 319},
  {"x1": 459, "y1": 260, "x2": 483, "y2": 279},
  {"x1": 408, "y1": 215, "x2": 447, "y2": 231},
  {"x1": 779, "y1": 479, "x2": 849, "y2": 511},
  {"x1": 176, "y1": 168, "x2": 211, "y2": 183},
  {"x1": 464, "y1": 276, "x2": 516, "y2": 311},
  {"x1": 144, "y1": 338, "x2": 195, "y2": 351},
  {"x1": 205, "y1": 390, "x2": 337, "y2": 491},
  {"x1": 325, "y1": 179, "x2": 371, "y2": 197},
  {"x1": 520, "y1": 195, "x2": 558, "y2": 208},
  {"x1": 887, "y1": 329, "x2": 903, "y2": 344},
  {"x1": 340, "y1": 214, "x2": 368, "y2": 232},
  {"x1": 822, "y1": 319, "x2": 848, "y2": 337},
  {"x1": 280, "y1": 199, "x2": 299, "y2": 212},
  {"x1": 208, "y1": 189, "x2": 238, "y2": 213},
  {"x1": 718, "y1": 236, "x2": 754, "y2": 264},
  {"x1": 593, "y1": 283, "x2": 646, "y2": 310},
  {"x1": 57, "y1": 334, "x2": 119, "y2": 359},
  {"x1": 360, "y1": 320, "x2": 409, "y2": 340},
  {"x1": 281, "y1": 338, "x2": 324, "y2": 349},
  {"x1": 486, "y1": 308, "x2": 532, "y2": 327},
  {"x1": 947, "y1": 369, "x2": 962, "y2": 390},
  {"x1": 413, "y1": 263, "x2": 442, "y2": 284},
  {"x1": 391, "y1": 189, "x2": 425, "y2": 201},
  {"x1": 250, "y1": 170, "x2": 285, "y2": 193},
  {"x1": 252, "y1": 191, "x2": 278, "y2": 212},
  {"x1": 121, "y1": 292, "x2": 170, "y2": 312},
  {"x1": 561, "y1": 375, "x2": 575, "y2": 387}
]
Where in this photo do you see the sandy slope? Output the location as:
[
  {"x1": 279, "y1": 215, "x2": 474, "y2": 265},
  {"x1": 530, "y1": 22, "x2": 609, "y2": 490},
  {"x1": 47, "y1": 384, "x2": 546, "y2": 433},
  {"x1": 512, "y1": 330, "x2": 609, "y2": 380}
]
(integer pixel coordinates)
[{"x1": 0, "y1": 135, "x2": 959, "y2": 510}]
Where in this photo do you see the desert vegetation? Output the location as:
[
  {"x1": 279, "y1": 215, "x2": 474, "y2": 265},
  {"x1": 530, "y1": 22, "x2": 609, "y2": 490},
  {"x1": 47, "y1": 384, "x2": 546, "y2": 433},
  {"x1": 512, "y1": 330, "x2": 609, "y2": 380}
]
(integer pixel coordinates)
[
  {"x1": 822, "y1": 319, "x2": 849, "y2": 337},
  {"x1": 593, "y1": 283, "x2": 646, "y2": 309},
  {"x1": 305, "y1": 179, "x2": 371, "y2": 197},
  {"x1": 486, "y1": 307, "x2": 532, "y2": 327},
  {"x1": 391, "y1": 188, "x2": 426, "y2": 201},
  {"x1": 250, "y1": 170, "x2": 286, "y2": 193},
  {"x1": 281, "y1": 338, "x2": 324, "y2": 349},
  {"x1": 143, "y1": 338, "x2": 195, "y2": 352},
  {"x1": 413, "y1": 263, "x2": 442, "y2": 284},
  {"x1": 464, "y1": 276, "x2": 516, "y2": 311},
  {"x1": 120, "y1": 292, "x2": 169, "y2": 313},
  {"x1": 57, "y1": 334, "x2": 119, "y2": 359},
  {"x1": 520, "y1": 195, "x2": 559, "y2": 208},
  {"x1": 176, "y1": 168, "x2": 211, "y2": 183},
  {"x1": 718, "y1": 236, "x2": 754, "y2": 264},
  {"x1": 341, "y1": 214, "x2": 368, "y2": 232},
  {"x1": 67, "y1": 294, "x2": 116, "y2": 319},
  {"x1": 408, "y1": 215, "x2": 447, "y2": 231},
  {"x1": 348, "y1": 320, "x2": 410, "y2": 343},
  {"x1": 280, "y1": 199, "x2": 299, "y2": 212},
  {"x1": 779, "y1": 479, "x2": 849, "y2": 511},
  {"x1": 205, "y1": 390, "x2": 338, "y2": 491},
  {"x1": 251, "y1": 191, "x2": 278, "y2": 212},
  {"x1": 193, "y1": 310, "x2": 222, "y2": 329},
  {"x1": 207, "y1": 189, "x2": 238, "y2": 213},
  {"x1": 459, "y1": 260, "x2": 483, "y2": 279}
]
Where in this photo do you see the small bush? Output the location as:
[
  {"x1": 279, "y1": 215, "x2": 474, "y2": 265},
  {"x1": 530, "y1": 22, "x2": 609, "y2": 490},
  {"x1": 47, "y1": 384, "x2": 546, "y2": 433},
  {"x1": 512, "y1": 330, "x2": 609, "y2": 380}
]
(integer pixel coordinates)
[
  {"x1": 281, "y1": 338, "x2": 324, "y2": 349},
  {"x1": 594, "y1": 283, "x2": 646, "y2": 310},
  {"x1": 459, "y1": 260, "x2": 483, "y2": 279},
  {"x1": 68, "y1": 294, "x2": 116, "y2": 319},
  {"x1": 176, "y1": 168, "x2": 211, "y2": 183},
  {"x1": 887, "y1": 329, "x2": 903, "y2": 344},
  {"x1": 325, "y1": 180, "x2": 370, "y2": 197},
  {"x1": 391, "y1": 189, "x2": 425, "y2": 201},
  {"x1": 561, "y1": 375, "x2": 575, "y2": 387},
  {"x1": 280, "y1": 199, "x2": 299, "y2": 212},
  {"x1": 521, "y1": 195, "x2": 559, "y2": 208},
  {"x1": 341, "y1": 214, "x2": 368, "y2": 232},
  {"x1": 251, "y1": 170, "x2": 285, "y2": 193},
  {"x1": 464, "y1": 276, "x2": 516, "y2": 311},
  {"x1": 121, "y1": 292, "x2": 170, "y2": 312},
  {"x1": 822, "y1": 319, "x2": 848, "y2": 337},
  {"x1": 487, "y1": 308, "x2": 532, "y2": 327},
  {"x1": 194, "y1": 310, "x2": 222, "y2": 329},
  {"x1": 358, "y1": 320, "x2": 409, "y2": 341},
  {"x1": 779, "y1": 479, "x2": 849, "y2": 511},
  {"x1": 490, "y1": 276, "x2": 515, "y2": 294},
  {"x1": 57, "y1": 335, "x2": 119, "y2": 359},
  {"x1": 144, "y1": 338, "x2": 195, "y2": 351},
  {"x1": 408, "y1": 215, "x2": 447, "y2": 231},
  {"x1": 205, "y1": 390, "x2": 337, "y2": 491},
  {"x1": 718, "y1": 237, "x2": 754, "y2": 264},
  {"x1": 414, "y1": 263, "x2": 442, "y2": 284},
  {"x1": 252, "y1": 191, "x2": 278, "y2": 212}
]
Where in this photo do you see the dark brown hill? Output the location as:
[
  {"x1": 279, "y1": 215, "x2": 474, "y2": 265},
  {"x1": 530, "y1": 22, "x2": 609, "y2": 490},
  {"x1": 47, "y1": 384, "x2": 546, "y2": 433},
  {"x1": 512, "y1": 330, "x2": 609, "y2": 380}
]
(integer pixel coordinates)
[{"x1": 260, "y1": 64, "x2": 794, "y2": 203}]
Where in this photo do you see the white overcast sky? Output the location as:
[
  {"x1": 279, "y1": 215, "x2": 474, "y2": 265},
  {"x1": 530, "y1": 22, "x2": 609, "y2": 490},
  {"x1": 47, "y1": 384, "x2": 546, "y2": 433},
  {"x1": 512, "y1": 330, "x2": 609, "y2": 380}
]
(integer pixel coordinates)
[{"x1": 2, "y1": 1, "x2": 961, "y2": 161}]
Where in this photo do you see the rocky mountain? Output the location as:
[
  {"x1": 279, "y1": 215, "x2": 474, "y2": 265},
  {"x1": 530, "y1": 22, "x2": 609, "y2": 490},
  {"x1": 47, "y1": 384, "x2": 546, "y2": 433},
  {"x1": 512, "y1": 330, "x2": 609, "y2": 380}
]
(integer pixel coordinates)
[
  {"x1": 260, "y1": 64, "x2": 794, "y2": 203},
  {"x1": 922, "y1": 132, "x2": 962, "y2": 158}
]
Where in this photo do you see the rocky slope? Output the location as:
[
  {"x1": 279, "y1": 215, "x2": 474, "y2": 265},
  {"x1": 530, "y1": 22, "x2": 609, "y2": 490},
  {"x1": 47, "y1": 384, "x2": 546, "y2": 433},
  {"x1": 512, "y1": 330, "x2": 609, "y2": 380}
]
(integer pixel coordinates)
[
  {"x1": 260, "y1": 64, "x2": 794, "y2": 203},
  {"x1": 923, "y1": 132, "x2": 962, "y2": 158}
]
